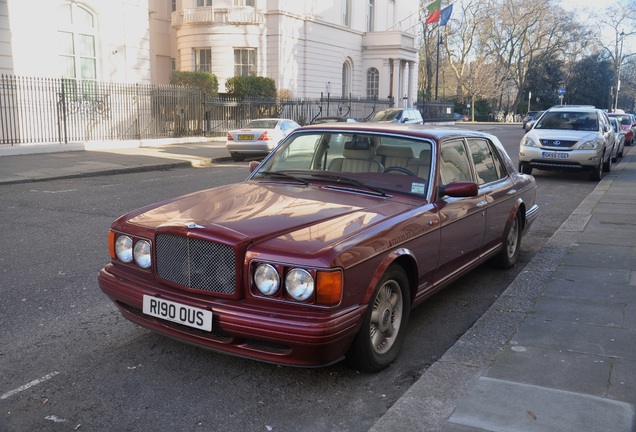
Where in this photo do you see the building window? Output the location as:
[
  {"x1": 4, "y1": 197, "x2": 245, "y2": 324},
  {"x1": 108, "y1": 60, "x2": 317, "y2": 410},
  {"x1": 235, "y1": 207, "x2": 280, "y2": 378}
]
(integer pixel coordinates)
[
  {"x1": 367, "y1": 0, "x2": 375, "y2": 32},
  {"x1": 57, "y1": 3, "x2": 98, "y2": 82},
  {"x1": 367, "y1": 68, "x2": 379, "y2": 99},
  {"x1": 342, "y1": 62, "x2": 351, "y2": 98},
  {"x1": 234, "y1": 0, "x2": 255, "y2": 6},
  {"x1": 343, "y1": 0, "x2": 351, "y2": 27},
  {"x1": 234, "y1": 48, "x2": 256, "y2": 76},
  {"x1": 197, "y1": 0, "x2": 212, "y2": 6},
  {"x1": 194, "y1": 49, "x2": 212, "y2": 71},
  {"x1": 172, "y1": 0, "x2": 177, "y2": 12}
]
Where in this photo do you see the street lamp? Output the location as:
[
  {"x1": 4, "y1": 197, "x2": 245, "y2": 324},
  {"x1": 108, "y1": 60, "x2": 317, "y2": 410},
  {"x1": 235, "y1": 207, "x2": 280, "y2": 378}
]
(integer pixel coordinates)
[{"x1": 615, "y1": 30, "x2": 625, "y2": 112}]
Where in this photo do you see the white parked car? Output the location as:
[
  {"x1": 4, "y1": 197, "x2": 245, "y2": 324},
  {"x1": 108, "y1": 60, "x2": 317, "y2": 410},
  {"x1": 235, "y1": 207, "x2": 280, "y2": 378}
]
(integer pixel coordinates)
[
  {"x1": 226, "y1": 118, "x2": 300, "y2": 161},
  {"x1": 519, "y1": 106, "x2": 615, "y2": 181}
]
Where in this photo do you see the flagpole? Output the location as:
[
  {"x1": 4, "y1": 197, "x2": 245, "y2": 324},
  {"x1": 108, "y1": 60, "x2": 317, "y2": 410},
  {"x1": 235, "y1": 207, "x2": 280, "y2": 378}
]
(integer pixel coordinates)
[{"x1": 435, "y1": 25, "x2": 440, "y2": 101}]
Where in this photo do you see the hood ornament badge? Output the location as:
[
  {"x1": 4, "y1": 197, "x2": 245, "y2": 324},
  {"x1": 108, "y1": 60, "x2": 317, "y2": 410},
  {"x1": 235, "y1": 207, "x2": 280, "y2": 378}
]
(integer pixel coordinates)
[{"x1": 185, "y1": 222, "x2": 205, "y2": 229}]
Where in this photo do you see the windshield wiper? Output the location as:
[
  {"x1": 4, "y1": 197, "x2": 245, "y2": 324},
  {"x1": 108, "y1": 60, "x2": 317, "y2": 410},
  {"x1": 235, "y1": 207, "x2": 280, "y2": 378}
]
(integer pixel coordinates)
[
  {"x1": 257, "y1": 171, "x2": 309, "y2": 186},
  {"x1": 309, "y1": 173, "x2": 387, "y2": 197}
]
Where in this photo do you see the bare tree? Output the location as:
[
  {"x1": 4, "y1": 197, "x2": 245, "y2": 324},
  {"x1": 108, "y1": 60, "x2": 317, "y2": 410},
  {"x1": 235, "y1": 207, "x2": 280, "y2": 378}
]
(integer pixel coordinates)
[
  {"x1": 476, "y1": 0, "x2": 587, "y2": 113},
  {"x1": 591, "y1": 0, "x2": 636, "y2": 110}
]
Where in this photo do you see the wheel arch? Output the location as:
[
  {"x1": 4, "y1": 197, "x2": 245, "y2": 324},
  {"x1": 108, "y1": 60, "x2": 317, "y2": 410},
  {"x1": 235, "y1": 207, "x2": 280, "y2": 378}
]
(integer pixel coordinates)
[{"x1": 363, "y1": 249, "x2": 418, "y2": 307}]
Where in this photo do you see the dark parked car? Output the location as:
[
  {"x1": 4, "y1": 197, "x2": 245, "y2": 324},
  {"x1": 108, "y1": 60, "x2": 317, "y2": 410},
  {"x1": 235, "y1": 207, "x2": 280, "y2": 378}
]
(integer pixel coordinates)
[
  {"x1": 99, "y1": 123, "x2": 538, "y2": 372},
  {"x1": 370, "y1": 107, "x2": 423, "y2": 124},
  {"x1": 312, "y1": 116, "x2": 358, "y2": 124}
]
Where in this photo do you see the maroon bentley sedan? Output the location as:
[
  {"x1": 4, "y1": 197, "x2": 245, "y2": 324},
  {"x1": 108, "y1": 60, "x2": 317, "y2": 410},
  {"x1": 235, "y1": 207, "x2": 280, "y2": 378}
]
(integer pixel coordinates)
[{"x1": 98, "y1": 123, "x2": 538, "y2": 372}]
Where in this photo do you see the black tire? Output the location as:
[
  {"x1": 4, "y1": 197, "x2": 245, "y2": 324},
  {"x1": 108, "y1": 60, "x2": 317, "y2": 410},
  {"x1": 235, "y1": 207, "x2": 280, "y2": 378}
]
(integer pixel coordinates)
[
  {"x1": 590, "y1": 157, "x2": 603, "y2": 181},
  {"x1": 230, "y1": 152, "x2": 245, "y2": 162},
  {"x1": 492, "y1": 211, "x2": 522, "y2": 269},
  {"x1": 603, "y1": 151, "x2": 612, "y2": 172},
  {"x1": 519, "y1": 163, "x2": 532, "y2": 175},
  {"x1": 346, "y1": 265, "x2": 410, "y2": 372}
]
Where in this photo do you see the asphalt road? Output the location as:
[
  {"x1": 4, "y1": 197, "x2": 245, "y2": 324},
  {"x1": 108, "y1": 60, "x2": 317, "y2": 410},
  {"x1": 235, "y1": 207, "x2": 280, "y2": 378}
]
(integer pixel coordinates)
[{"x1": 0, "y1": 125, "x2": 597, "y2": 432}]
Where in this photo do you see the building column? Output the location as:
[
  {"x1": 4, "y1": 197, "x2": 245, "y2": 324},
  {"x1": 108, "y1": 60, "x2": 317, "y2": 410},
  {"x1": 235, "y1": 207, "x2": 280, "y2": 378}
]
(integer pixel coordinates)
[{"x1": 408, "y1": 61, "x2": 417, "y2": 106}]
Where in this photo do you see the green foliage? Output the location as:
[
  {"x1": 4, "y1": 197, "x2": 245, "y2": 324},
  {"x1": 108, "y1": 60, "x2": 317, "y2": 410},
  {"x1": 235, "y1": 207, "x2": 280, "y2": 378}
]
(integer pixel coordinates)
[
  {"x1": 523, "y1": 53, "x2": 564, "y2": 110},
  {"x1": 225, "y1": 76, "x2": 277, "y2": 99},
  {"x1": 565, "y1": 53, "x2": 613, "y2": 108},
  {"x1": 170, "y1": 70, "x2": 219, "y2": 97}
]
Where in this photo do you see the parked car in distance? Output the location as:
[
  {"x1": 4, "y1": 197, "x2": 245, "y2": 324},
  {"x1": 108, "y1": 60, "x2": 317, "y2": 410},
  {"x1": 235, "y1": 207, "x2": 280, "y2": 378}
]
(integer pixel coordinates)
[
  {"x1": 312, "y1": 116, "x2": 358, "y2": 124},
  {"x1": 523, "y1": 110, "x2": 545, "y2": 132},
  {"x1": 98, "y1": 123, "x2": 539, "y2": 372},
  {"x1": 519, "y1": 106, "x2": 614, "y2": 181},
  {"x1": 369, "y1": 107, "x2": 423, "y2": 124},
  {"x1": 610, "y1": 117, "x2": 626, "y2": 162},
  {"x1": 226, "y1": 118, "x2": 300, "y2": 161},
  {"x1": 453, "y1": 112, "x2": 469, "y2": 121},
  {"x1": 522, "y1": 111, "x2": 538, "y2": 129},
  {"x1": 607, "y1": 112, "x2": 635, "y2": 146}
]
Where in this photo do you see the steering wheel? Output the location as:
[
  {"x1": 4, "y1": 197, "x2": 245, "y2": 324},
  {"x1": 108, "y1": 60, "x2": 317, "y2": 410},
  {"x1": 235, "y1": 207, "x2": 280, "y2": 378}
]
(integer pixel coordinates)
[{"x1": 383, "y1": 166, "x2": 416, "y2": 176}]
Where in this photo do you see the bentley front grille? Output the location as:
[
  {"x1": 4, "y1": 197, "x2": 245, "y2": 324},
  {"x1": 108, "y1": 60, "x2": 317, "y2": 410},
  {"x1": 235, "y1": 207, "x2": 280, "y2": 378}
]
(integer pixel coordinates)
[{"x1": 155, "y1": 234, "x2": 236, "y2": 294}]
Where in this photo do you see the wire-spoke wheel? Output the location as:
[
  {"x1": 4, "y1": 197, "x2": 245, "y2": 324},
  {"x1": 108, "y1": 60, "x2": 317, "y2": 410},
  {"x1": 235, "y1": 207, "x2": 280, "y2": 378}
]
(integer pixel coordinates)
[{"x1": 347, "y1": 265, "x2": 410, "y2": 372}]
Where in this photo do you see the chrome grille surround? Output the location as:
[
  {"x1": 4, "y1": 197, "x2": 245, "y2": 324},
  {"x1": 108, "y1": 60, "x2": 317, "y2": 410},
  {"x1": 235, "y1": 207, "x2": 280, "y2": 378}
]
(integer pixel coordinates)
[
  {"x1": 539, "y1": 139, "x2": 577, "y2": 148},
  {"x1": 155, "y1": 234, "x2": 236, "y2": 294}
]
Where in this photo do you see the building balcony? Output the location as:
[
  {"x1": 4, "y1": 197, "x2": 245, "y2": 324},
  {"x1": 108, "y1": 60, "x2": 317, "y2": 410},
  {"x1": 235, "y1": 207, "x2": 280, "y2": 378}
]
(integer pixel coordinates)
[
  {"x1": 172, "y1": 6, "x2": 264, "y2": 27},
  {"x1": 362, "y1": 31, "x2": 417, "y2": 53}
]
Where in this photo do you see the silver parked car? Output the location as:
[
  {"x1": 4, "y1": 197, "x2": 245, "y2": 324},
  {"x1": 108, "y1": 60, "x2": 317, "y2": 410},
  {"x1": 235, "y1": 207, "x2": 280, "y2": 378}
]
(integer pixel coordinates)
[
  {"x1": 610, "y1": 117, "x2": 626, "y2": 162},
  {"x1": 226, "y1": 118, "x2": 300, "y2": 161},
  {"x1": 519, "y1": 106, "x2": 615, "y2": 181}
]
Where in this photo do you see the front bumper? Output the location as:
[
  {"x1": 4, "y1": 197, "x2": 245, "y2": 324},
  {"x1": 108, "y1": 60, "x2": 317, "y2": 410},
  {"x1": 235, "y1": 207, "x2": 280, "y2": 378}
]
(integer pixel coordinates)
[
  {"x1": 98, "y1": 265, "x2": 364, "y2": 368},
  {"x1": 519, "y1": 146, "x2": 603, "y2": 170}
]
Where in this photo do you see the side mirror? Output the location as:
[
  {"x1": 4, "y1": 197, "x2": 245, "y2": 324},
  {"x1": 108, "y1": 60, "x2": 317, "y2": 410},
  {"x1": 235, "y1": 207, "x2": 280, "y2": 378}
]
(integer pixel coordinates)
[
  {"x1": 439, "y1": 181, "x2": 479, "y2": 198},
  {"x1": 249, "y1": 161, "x2": 260, "y2": 173}
]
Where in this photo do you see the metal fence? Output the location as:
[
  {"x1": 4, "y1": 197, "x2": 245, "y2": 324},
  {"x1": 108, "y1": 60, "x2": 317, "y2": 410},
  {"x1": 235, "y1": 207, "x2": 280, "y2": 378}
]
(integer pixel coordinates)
[
  {"x1": 0, "y1": 75, "x2": 456, "y2": 145},
  {"x1": 0, "y1": 75, "x2": 205, "y2": 145},
  {"x1": 203, "y1": 95, "x2": 393, "y2": 136}
]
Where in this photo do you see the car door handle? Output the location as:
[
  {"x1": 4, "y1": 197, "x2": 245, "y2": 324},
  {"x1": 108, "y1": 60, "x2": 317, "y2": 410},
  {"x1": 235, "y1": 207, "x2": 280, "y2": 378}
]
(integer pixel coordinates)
[
  {"x1": 507, "y1": 189, "x2": 517, "y2": 195},
  {"x1": 476, "y1": 200, "x2": 488, "y2": 207}
]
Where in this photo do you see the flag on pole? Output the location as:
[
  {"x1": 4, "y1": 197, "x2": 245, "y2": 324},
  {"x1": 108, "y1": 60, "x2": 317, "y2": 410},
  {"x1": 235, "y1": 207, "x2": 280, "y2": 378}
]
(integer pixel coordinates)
[
  {"x1": 425, "y1": 0, "x2": 442, "y2": 25},
  {"x1": 439, "y1": 4, "x2": 453, "y2": 26}
]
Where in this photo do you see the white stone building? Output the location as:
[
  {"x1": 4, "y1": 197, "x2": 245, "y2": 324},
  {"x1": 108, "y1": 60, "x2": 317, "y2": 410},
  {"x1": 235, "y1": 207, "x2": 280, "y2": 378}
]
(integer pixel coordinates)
[{"x1": 1, "y1": 0, "x2": 420, "y2": 104}]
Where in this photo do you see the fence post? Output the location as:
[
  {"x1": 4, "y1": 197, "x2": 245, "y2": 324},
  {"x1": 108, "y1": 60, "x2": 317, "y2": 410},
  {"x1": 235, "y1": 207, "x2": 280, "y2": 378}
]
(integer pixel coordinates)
[{"x1": 59, "y1": 78, "x2": 68, "y2": 144}]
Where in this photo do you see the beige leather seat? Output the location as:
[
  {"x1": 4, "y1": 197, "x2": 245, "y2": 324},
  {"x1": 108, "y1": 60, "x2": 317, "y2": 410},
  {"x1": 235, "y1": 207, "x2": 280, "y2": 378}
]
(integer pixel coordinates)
[
  {"x1": 376, "y1": 145, "x2": 418, "y2": 171},
  {"x1": 328, "y1": 139, "x2": 382, "y2": 173}
]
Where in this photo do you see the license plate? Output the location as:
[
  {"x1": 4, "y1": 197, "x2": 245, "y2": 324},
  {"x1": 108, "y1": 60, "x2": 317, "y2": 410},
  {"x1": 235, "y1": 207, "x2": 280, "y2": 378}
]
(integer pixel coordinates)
[
  {"x1": 238, "y1": 134, "x2": 253, "y2": 140},
  {"x1": 143, "y1": 295, "x2": 212, "y2": 331},
  {"x1": 542, "y1": 151, "x2": 568, "y2": 159}
]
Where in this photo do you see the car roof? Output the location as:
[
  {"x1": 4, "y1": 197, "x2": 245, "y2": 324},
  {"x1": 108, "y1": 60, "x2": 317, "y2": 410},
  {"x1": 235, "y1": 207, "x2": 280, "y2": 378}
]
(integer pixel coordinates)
[
  {"x1": 547, "y1": 106, "x2": 599, "y2": 112},
  {"x1": 296, "y1": 122, "x2": 493, "y2": 141}
]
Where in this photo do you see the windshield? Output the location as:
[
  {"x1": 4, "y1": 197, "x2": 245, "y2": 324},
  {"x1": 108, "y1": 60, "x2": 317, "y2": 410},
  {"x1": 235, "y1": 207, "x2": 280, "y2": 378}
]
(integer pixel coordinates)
[
  {"x1": 610, "y1": 115, "x2": 632, "y2": 126},
  {"x1": 245, "y1": 120, "x2": 279, "y2": 129},
  {"x1": 535, "y1": 111, "x2": 598, "y2": 131},
  {"x1": 251, "y1": 131, "x2": 434, "y2": 197},
  {"x1": 372, "y1": 109, "x2": 402, "y2": 121}
]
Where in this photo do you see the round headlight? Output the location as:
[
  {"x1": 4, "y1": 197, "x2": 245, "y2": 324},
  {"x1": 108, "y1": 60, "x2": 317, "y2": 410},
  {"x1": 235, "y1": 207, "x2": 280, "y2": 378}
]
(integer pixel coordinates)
[
  {"x1": 285, "y1": 269, "x2": 314, "y2": 301},
  {"x1": 254, "y1": 264, "x2": 280, "y2": 296},
  {"x1": 114, "y1": 235, "x2": 133, "y2": 263},
  {"x1": 133, "y1": 240, "x2": 152, "y2": 269}
]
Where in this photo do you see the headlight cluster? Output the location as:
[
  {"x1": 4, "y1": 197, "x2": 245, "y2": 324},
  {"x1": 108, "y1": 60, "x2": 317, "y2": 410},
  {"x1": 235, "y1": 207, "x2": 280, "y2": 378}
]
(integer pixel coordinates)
[
  {"x1": 578, "y1": 139, "x2": 600, "y2": 150},
  {"x1": 252, "y1": 262, "x2": 342, "y2": 306},
  {"x1": 521, "y1": 136, "x2": 538, "y2": 148},
  {"x1": 109, "y1": 231, "x2": 152, "y2": 269}
]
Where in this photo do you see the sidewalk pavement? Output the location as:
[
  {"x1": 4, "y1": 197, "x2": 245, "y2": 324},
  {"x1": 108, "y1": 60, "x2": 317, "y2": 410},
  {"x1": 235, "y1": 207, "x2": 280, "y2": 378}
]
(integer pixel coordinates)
[{"x1": 1, "y1": 139, "x2": 635, "y2": 431}]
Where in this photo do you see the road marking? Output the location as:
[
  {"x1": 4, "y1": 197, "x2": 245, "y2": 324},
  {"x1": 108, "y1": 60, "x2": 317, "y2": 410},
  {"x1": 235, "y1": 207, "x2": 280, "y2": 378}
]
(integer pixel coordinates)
[{"x1": 1, "y1": 371, "x2": 60, "y2": 400}]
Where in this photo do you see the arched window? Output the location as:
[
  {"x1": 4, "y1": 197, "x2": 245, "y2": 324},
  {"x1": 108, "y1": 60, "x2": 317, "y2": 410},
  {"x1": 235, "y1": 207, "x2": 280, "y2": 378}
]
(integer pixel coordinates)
[
  {"x1": 57, "y1": 3, "x2": 98, "y2": 81},
  {"x1": 342, "y1": 61, "x2": 351, "y2": 98},
  {"x1": 367, "y1": 68, "x2": 379, "y2": 100}
]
